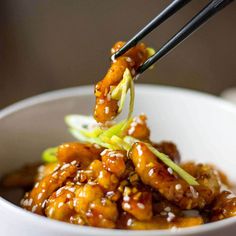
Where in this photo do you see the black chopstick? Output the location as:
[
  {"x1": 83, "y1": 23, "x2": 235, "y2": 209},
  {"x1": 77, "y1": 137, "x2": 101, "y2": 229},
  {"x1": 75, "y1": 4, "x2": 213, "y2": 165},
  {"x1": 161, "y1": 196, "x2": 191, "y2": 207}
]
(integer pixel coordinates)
[
  {"x1": 137, "y1": 0, "x2": 234, "y2": 74},
  {"x1": 112, "y1": 0, "x2": 191, "y2": 60}
]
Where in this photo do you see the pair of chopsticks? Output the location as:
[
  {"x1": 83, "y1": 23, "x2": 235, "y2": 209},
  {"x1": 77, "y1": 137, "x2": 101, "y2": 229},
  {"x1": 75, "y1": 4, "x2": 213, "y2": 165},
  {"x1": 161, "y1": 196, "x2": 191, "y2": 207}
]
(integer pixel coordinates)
[{"x1": 112, "y1": 0, "x2": 234, "y2": 74}]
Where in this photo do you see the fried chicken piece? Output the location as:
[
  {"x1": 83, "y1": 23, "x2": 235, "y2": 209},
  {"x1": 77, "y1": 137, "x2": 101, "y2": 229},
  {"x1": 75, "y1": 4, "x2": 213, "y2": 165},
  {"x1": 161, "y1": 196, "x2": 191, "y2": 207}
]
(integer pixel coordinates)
[
  {"x1": 101, "y1": 150, "x2": 127, "y2": 177},
  {"x1": 94, "y1": 41, "x2": 148, "y2": 124},
  {"x1": 21, "y1": 162, "x2": 78, "y2": 215},
  {"x1": 130, "y1": 142, "x2": 220, "y2": 209}
]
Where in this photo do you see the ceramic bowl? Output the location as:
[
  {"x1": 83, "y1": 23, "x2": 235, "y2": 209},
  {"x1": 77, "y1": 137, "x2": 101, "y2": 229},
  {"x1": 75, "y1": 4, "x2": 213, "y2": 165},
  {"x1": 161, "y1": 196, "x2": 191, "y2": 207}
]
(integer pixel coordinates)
[{"x1": 0, "y1": 85, "x2": 236, "y2": 236}]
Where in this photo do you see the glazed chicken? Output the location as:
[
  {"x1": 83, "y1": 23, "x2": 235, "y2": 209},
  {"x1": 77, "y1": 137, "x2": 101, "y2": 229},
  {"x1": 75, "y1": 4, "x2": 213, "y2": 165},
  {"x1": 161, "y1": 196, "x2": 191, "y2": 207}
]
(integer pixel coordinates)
[
  {"x1": 1, "y1": 41, "x2": 235, "y2": 231},
  {"x1": 15, "y1": 114, "x2": 235, "y2": 229},
  {"x1": 94, "y1": 41, "x2": 149, "y2": 124}
]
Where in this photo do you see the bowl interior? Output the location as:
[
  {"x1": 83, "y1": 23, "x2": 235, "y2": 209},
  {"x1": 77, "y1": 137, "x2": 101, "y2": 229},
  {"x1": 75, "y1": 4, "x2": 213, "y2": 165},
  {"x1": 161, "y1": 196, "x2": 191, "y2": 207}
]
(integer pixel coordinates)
[{"x1": 0, "y1": 85, "x2": 236, "y2": 202}]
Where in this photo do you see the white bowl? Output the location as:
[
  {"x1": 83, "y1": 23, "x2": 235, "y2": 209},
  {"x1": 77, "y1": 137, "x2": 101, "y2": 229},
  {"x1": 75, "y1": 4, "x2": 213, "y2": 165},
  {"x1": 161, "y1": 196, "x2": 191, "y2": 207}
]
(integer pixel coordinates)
[{"x1": 0, "y1": 85, "x2": 236, "y2": 236}]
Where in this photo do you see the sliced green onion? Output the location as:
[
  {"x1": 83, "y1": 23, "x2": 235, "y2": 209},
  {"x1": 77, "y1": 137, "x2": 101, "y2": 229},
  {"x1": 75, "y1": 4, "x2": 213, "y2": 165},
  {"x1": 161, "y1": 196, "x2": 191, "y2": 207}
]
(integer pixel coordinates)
[
  {"x1": 118, "y1": 70, "x2": 130, "y2": 113},
  {"x1": 42, "y1": 147, "x2": 58, "y2": 163},
  {"x1": 146, "y1": 47, "x2": 156, "y2": 70},
  {"x1": 116, "y1": 117, "x2": 133, "y2": 137},
  {"x1": 69, "y1": 128, "x2": 116, "y2": 150},
  {"x1": 110, "y1": 135, "x2": 131, "y2": 151},
  {"x1": 65, "y1": 115, "x2": 102, "y2": 138},
  {"x1": 111, "y1": 68, "x2": 134, "y2": 116},
  {"x1": 100, "y1": 119, "x2": 127, "y2": 139},
  {"x1": 111, "y1": 69, "x2": 129, "y2": 100},
  {"x1": 127, "y1": 75, "x2": 134, "y2": 120},
  {"x1": 124, "y1": 135, "x2": 139, "y2": 145},
  {"x1": 146, "y1": 47, "x2": 156, "y2": 57}
]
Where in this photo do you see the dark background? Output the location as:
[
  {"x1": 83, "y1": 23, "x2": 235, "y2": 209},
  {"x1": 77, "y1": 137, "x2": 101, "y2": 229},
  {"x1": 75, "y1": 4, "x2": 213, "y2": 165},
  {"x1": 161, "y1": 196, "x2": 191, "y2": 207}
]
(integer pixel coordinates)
[{"x1": 0, "y1": 0, "x2": 235, "y2": 109}]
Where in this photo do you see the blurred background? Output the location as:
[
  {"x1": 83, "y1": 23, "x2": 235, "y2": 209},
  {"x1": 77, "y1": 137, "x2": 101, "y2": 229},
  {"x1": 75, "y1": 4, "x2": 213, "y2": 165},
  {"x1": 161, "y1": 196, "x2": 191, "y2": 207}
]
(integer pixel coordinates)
[{"x1": 0, "y1": 0, "x2": 235, "y2": 109}]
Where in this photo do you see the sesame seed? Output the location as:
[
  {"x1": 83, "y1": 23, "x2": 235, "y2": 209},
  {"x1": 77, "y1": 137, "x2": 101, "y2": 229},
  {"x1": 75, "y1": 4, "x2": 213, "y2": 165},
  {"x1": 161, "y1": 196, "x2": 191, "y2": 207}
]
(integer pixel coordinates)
[
  {"x1": 104, "y1": 106, "x2": 109, "y2": 114},
  {"x1": 167, "y1": 168, "x2": 173, "y2": 175},
  {"x1": 128, "y1": 126, "x2": 135, "y2": 135},
  {"x1": 148, "y1": 168, "x2": 155, "y2": 177},
  {"x1": 137, "y1": 145, "x2": 143, "y2": 156},
  {"x1": 175, "y1": 184, "x2": 182, "y2": 191},
  {"x1": 22, "y1": 199, "x2": 28, "y2": 206},
  {"x1": 52, "y1": 172, "x2": 57, "y2": 178},
  {"x1": 61, "y1": 163, "x2": 70, "y2": 170},
  {"x1": 28, "y1": 198, "x2": 33, "y2": 206},
  {"x1": 68, "y1": 187, "x2": 76, "y2": 192},
  {"x1": 98, "y1": 99, "x2": 104, "y2": 104},
  {"x1": 123, "y1": 203, "x2": 131, "y2": 210},
  {"x1": 190, "y1": 186, "x2": 199, "y2": 198},
  {"x1": 42, "y1": 200, "x2": 47, "y2": 208},
  {"x1": 167, "y1": 212, "x2": 175, "y2": 222},
  {"x1": 71, "y1": 160, "x2": 77, "y2": 165},
  {"x1": 164, "y1": 206, "x2": 171, "y2": 212},
  {"x1": 126, "y1": 57, "x2": 132, "y2": 63},
  {"x1": 61, "y1": 171, "x2": 66, "y2": 176},
  {"x1": 32, "y1": 205, "x2": 38, "y2": 212},
  {"x1": 127, "y1": 218, "x2": 133, "y2": 226},
  {"x1": 100, "y1": 149, "x2": 108, "y2": 156},
  {"x1": 73, "y1": 199, "x2": 77, "y2": 207},
  {"x1": 123, "y1": 196, "x2": 130, "y2": 201},
  {"x1": 137, "y1": 203, "x2": 145, "y2": 209},
  {"x1": 106, "y1": 191, "x2": 115, "y2": 197},
  {"x1": 34, "y1": 182, "x2": 39, "y2": 188},
  {"x1": 56, "y1": 188, "x2": 63, "y2": 196},
  {"x1": 37, "y1": 193, "x2": 43, "y2": 200},
  {"x1": 58, "y1": 202, "x2": 64, "y2": 208}
]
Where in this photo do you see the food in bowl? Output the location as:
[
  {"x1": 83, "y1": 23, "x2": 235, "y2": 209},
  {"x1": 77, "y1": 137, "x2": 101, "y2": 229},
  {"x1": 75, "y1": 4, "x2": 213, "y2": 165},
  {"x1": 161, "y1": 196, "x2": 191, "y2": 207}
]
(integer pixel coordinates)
[{"x1": 1, "y1": 42, "x2": 236, "y2": 230}]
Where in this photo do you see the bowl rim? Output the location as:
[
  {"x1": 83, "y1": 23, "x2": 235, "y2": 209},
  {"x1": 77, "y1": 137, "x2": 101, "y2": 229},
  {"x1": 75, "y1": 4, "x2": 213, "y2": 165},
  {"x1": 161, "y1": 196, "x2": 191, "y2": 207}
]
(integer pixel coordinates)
[{"x1": 0, "y1": 84, "x2": 236, "y2": 235}]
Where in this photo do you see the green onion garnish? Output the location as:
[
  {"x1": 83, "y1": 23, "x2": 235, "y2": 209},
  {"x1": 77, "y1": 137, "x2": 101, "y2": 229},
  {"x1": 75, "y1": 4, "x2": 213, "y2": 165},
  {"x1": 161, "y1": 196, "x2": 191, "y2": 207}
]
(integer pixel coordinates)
[{"x1": 42, "y1": 147, "x2": 58, "y2": 163}]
